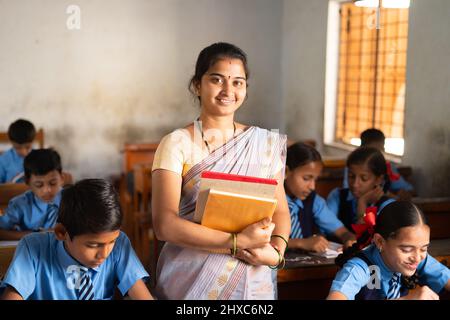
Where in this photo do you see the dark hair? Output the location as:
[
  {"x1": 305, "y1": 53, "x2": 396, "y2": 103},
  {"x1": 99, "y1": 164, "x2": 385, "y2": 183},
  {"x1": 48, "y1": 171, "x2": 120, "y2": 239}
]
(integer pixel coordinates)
[
  {"x1": 188, "y1": 42, "x2": 249, "y2": 100},
  {"x1": 8, "y1": 119, "x2": 36, "y2": 144},
  {"x1": 360, "y1": 128, "x2": 385, "y2": 146},
  {"x1": 57, "y1": 179, "x2": 122, "y2": 238},
  {"x1": 286, "y1": 142, "x2": 322, "y2": 170},
  {"x1": 24, "y1": 148, "x2": 62, "y2": 181},
  {"x1": 347, "y1": 146, "x2": 390, "y2": 192},
  {"x1": 335, "y1": 201, "x2": 427, "y2": 289}
]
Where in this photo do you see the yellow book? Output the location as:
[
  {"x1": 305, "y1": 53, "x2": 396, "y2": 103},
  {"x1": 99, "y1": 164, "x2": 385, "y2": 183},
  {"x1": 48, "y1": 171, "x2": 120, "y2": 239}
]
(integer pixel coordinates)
[{"x1": 196, "y1": 188, "x2": 277, "y2": 233}]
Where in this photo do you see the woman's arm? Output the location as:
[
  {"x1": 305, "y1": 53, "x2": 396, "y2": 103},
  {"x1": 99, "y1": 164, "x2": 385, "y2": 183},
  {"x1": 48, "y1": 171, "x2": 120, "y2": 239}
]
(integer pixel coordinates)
[
  {"x1": 152, "y1": 169, "x2": 273, "y2": 251},
  {"x1": 269, "y1": 170, "x2": 291, "y2": 255}
]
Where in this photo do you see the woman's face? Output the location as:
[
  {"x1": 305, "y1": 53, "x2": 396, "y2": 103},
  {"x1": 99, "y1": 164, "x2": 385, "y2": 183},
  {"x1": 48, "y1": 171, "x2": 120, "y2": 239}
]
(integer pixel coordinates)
[
  {"x1": 374, "y1": 224, "x2": 430, "y2": 277},
  {"x1": 285, "y1": 161, "x2": 323, "y2": 200},
  {"x1": 196, "y1": 58, "x2": 247, "y2": 117},
  {"x1": 348, "y1": 163, "x2": 384, "y2": 198}
]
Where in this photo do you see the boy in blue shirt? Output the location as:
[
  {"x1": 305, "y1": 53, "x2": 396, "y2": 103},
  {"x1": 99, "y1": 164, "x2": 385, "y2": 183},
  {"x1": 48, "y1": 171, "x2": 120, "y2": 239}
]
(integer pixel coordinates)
[
  {"x1": 0, "y1": 149, "x2": 64, "y2": 240},
  {"x1": 1, "y1": 178, "x2": 153, "y2": 300},
  {"x1": 0, "y1": 119, "x2": 36, "y2": 183}
]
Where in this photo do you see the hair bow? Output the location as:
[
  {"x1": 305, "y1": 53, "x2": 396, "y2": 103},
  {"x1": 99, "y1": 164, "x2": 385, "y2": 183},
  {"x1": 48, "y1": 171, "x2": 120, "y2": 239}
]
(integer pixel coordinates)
[{"x1": 352, "y1": 207, "x2": 377, "y2": 249}]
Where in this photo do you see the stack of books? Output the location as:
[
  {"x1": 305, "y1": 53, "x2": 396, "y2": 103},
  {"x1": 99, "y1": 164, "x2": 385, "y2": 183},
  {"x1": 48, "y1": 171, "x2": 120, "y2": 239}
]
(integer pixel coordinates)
[{"x1": 193, "y1": 171, "x2": 278, "y2": 233}]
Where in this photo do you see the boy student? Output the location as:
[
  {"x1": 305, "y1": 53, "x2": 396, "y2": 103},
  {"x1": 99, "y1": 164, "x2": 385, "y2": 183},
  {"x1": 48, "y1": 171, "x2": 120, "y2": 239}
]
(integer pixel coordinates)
[
  {"x1": 0, "y1": 149, "x2": 64, "y2": 240},
  {"x1": 0, "y1": 119, "x2": 36, "y2": 183},
  {"x1": 1, "y1": 178, "x2": 153, "y2": 300}
]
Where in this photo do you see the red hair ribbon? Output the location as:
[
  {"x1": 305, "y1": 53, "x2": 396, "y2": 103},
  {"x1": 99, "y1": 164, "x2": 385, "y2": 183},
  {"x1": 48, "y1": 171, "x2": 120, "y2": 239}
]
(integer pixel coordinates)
[
  {"x1": 386, "y1": 161, "x2": 400, "y2": 182},
  {"x1": 352, "y1": 207, "x2": 377, "y2": 249}
]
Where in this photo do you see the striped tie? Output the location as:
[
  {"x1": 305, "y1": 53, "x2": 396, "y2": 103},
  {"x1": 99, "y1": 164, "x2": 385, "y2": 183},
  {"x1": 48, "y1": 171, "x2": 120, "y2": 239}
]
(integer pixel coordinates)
[
  {"x1": 386, "y1": 273, "x2": 401, "y2": 299},
  {"x1": 46, "y1": 203, "x2": 59, "y2": 226},
  {"x1": 78, "y1": 267, "x2": 94, "y2": 300}
]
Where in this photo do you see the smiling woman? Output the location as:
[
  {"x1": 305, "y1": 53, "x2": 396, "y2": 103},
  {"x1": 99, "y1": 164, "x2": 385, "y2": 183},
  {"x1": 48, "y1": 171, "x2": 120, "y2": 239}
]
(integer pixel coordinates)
[{"x1": 151, "y1": 42, "x2": 291, "y2": 300}]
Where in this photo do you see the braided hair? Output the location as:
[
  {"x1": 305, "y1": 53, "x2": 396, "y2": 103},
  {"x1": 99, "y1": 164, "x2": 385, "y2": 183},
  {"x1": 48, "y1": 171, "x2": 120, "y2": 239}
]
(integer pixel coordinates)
[{"x1": 335, "y1": 201, "x2": 427, "y2": 288}]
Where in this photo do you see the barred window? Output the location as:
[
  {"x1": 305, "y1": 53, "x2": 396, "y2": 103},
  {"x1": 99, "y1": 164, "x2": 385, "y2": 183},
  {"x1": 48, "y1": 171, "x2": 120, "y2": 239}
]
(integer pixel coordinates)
[{"x1": 334, "y1": 1, "x2": 409, "y2": 155}]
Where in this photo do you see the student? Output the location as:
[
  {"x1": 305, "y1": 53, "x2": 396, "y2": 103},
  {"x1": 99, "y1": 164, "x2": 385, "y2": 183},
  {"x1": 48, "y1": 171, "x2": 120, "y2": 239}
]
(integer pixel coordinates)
[
  {"x1": 343, "y1": 128, "x2": 414, "y2": 198},
  {"x1": 0, "y1": 119, "x2": 36, "y2": 183},
  {"x1": 327, "y1": 201, "x2": 450, "y2": 300},
  {"x1": 0, "y1": 178, "x2": 153, "y2": 300},
  {"x1": 327, "y1": 146, "x2": 395, "y2": 232},
  {"x1": 151, "y1": 42, "x2": 290, "y2": 299},
  {"x1": 285, "y1": 142, "x2": 356, "y2": 252},
  {"x1": 0, "y1": 149, "x2": 64, "y2": 240}
]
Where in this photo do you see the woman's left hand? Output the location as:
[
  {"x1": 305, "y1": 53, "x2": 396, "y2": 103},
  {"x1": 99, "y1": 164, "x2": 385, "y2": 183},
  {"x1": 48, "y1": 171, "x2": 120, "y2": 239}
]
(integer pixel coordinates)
[{"x1": 234, "y1": 243, "x2": 280, "y2": 267}]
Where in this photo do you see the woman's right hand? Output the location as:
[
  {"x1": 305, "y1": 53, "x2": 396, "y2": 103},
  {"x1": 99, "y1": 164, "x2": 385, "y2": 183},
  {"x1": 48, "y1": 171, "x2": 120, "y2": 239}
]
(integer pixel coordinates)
[
  {"x1": 238, "y1": 218, "x2": 275, "y2": 249},
  {"x1": 400, "y1": 285, "x2": 439, "y2": 300}
]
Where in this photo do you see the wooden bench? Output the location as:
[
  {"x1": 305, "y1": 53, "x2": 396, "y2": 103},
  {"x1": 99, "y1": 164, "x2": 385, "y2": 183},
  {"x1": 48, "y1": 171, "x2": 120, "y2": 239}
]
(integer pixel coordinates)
[
  {"x1": 0, "y1": 183, "x2": 29, "y2": 215},
  {"x1": 0, "y1": 128, "x2": 45, "y2": 150}
]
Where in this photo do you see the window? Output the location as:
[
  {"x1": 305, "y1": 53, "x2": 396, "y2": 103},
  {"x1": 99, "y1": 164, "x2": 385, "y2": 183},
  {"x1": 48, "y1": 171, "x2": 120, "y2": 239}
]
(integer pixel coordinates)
[{"x1": 325, "y1": 1, "x2": 409, "y2": 156}]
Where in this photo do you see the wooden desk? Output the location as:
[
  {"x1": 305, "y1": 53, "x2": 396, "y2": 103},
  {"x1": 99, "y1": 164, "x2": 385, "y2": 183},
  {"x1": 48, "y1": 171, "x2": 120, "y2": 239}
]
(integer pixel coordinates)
[
  {"x1": 0, "y1": 183, "x2": 29, "y2": 215},
  {"x1": 277, "y1": 251, "x2": 338, "y2": 299}
]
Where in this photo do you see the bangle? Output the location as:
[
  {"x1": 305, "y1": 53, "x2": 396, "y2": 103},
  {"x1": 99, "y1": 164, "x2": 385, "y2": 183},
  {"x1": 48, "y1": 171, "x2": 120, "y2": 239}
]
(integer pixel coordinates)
[
  {"x1": 271, "y1": 234, "x2": 288, "y2": 251},
  {"x1": 268, "y1": 246, "x2": 285, "y2": 270},
  {"x1": 230, "y1": 233, "x2": 238, "y2": 256}
]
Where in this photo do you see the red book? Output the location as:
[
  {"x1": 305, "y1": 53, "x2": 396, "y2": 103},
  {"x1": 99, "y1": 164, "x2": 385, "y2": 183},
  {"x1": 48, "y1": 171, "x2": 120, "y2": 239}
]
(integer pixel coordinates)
[{"x1": 201, "y1": 171, "x2": 278, "y2": 185}]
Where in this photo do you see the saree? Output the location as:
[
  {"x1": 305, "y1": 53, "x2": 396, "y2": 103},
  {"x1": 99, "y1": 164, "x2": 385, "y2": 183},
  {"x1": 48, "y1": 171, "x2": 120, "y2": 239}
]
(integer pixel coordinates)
[{"x1": 153, "y1": 125, "x2": 287, "y2": 300}]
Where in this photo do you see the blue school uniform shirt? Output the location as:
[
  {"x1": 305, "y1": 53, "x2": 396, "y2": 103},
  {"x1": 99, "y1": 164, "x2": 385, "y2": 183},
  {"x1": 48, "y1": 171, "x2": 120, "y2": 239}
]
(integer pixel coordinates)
[
  {"x1": 0, "y1": 148, "x2": 25, "y2": 183},
  {"x1": 0, "y1": 190, "x2": 62, "y2": 231},
  {"x1": 329, "y1": 244, "x2": 450, "y2": 300},
  {"x1": 1, "y1": 231, "x2": 149, "y2": 300},
  {"x1": 342, "y1": 162, "x2": 413, "y2": 192},
  {"x1": 287, "y1": 193, "x2": 344, "y2": 238},
  {"x1": 326, "y1": 187, "x2": 395, "y2": 220}
]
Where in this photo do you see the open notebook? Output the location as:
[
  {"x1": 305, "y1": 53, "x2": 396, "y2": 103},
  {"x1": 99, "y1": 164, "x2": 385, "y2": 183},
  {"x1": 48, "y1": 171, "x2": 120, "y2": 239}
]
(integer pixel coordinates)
[{"x1": 310, "y1": 241, "x2": 343, "y2": 258}]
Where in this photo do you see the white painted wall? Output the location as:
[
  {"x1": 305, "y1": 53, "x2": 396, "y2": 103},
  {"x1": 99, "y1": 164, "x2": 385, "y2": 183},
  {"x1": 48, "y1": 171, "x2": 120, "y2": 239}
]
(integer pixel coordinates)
[
  {"x1": 0, "y1": 0, "x2": 283, "y2": 179},
  {"x1": 402, "y1": 0, "x2": 450, "y2": 197}
]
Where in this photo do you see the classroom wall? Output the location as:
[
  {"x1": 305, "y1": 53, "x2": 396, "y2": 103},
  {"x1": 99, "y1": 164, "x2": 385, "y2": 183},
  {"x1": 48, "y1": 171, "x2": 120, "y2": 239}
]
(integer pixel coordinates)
[
  {"x1": 402, "y1": 0, "x2": 450, "y2": 197},
  {"x1": 281, "y1": 0, "x2": 450, "y2": 197},
  {"x1": 0, "y1": 0, "x2": 283, "y2": 179}
]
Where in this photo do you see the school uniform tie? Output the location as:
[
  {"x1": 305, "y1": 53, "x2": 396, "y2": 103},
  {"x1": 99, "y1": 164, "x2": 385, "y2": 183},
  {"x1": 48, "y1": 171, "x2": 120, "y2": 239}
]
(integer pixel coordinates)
[
  {"x1": 78, "y1": 267, "x2": 95, "y2": 300},
  {"x1": 46, "y1": 203, "x2": 59, "y2": 226},
  {"x1": 386, "y1": 273, "x2": 401, "y2": 299}
]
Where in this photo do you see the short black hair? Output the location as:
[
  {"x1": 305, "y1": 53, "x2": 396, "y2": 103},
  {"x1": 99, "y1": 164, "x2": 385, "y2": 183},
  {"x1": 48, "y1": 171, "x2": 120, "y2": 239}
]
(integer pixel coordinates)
[
  {"x1": 360, "y1": 128, "x2": 385, "y2": 146},
  {"x1": 57, "y1": 179, "x2": 123, "y2": 239},
  {"x1": 24, "y1": 148, "x2": 62, "y2": 181},
  {"x1": 286, "y1": 142, "x2": 322, "y2": 170},
  {"x1": 8, "y1": 119, "x2": 36, "y2": 144}
]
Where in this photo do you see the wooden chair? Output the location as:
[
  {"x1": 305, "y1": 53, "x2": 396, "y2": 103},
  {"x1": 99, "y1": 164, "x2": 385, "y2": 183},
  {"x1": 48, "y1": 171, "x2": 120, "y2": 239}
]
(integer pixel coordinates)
[
  {"x1": 0, "y1": 128, "x2": 45, "y2": 149},
  {"x1": 0, "y1": 183, "x2": 29, "y2": 215}
]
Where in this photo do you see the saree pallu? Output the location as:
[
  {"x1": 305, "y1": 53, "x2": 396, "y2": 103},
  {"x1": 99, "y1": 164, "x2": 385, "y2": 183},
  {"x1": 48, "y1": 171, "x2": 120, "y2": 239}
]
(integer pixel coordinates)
[{"x1": 154, "y1": 126, "x2": 286, "y2": 300}]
